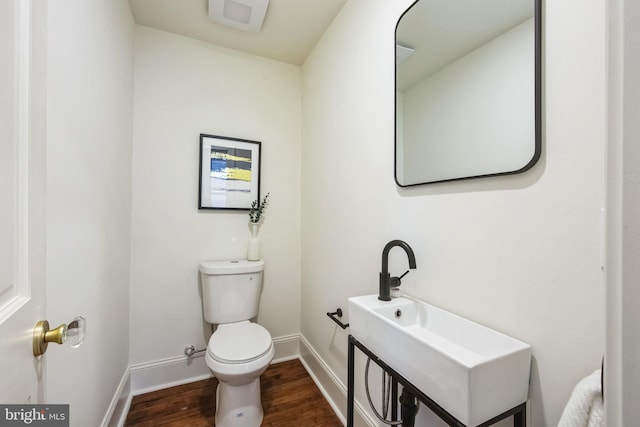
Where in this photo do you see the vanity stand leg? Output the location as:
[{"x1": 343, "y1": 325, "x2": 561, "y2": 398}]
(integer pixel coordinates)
[
  {"x1": 400, "y1": 388, "x2": 418, "y2": 427},
  {"x1": 347, "y1": 335, "x2": 355, "y2": 427},
  {"x1": 391, "y1": 378, "x2": 398, "y2": 422},
  {"x1": 514, "y1": 404, "x2": 526, "y2": 427}
]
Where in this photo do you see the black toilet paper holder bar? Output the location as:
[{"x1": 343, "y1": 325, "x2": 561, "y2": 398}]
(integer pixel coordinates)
[{"x1": 326, "y1": 308, "x2": 349, "y2": 329}]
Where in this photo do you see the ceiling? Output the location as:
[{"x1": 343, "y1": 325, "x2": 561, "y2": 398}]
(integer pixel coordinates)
[
  {"x1": 128, "y1": 0, "x2": 347, "y2": 65},
  {"x1": 396, "y1": 0, "x2": 533, "y2": 91}
]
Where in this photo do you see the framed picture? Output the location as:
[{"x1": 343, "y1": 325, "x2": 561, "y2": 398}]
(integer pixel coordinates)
[{"x1": 198, "y1": 134, "x2": 261, "y2": 210}]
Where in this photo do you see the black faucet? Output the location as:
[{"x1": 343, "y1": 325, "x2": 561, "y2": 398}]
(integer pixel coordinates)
[{"x1": 379, "y1": 240, "x2": 417, "y2": 301}]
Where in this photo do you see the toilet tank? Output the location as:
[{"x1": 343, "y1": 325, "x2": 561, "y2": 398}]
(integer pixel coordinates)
[{"x1": 199, "y1": 259, "x2": 265, "y2": 324}]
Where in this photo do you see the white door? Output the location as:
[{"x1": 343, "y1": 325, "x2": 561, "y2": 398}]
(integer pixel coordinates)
[{"x1": 0, "y1": 0, "x2": 48, "y2": 404}]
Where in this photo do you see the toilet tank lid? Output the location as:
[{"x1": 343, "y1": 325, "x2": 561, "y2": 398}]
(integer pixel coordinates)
[{"x1": 199, "y1": 259, "x2": 264, "y2": 275}]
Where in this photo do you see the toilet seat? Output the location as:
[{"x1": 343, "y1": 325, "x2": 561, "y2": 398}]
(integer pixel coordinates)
[{"x1": 208, "y1": 321, "x2": 272, "y2": 364}]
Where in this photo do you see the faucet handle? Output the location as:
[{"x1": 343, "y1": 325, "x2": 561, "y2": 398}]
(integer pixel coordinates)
[{"x1": 390, "y1": 270, "x2": 411, "y2": 288}]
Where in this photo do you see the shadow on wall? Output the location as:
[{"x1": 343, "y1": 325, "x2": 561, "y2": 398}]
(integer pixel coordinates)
[
  {"x1": 397, "y1": 150, "x2": 547, "y2": 198},
  {"x1": 528, "y1": 356, "x2": 545, "y2": 425}
]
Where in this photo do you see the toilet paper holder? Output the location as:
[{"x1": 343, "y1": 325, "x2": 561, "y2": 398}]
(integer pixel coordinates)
[{"x1": 326, "y1": 308, "x2": 349, "y2": 329}]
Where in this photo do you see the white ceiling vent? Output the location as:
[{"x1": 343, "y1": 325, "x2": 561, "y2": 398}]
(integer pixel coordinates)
[
  {"x1": 396, "y1": 43, "x2": 415, "y2": 64},
  {"x1": 208, "y1": 0, "x2": 270, "y2": 33}
]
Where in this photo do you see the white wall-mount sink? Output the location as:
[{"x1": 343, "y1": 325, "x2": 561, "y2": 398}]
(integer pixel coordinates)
[{"x1": 348, "y1": 294, "x2": 531, "y2": 426}]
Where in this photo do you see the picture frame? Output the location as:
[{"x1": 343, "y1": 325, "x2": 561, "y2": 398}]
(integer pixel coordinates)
[{"x1": 198, "y1": 134, "x2": 261, "y2": 210}]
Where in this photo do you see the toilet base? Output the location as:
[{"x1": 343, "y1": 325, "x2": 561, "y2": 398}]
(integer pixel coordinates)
[{"x1": 215, "y1": 377, "x2": 264, "y2": 427}]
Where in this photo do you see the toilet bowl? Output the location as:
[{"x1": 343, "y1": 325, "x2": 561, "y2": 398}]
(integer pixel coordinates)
[
  {"x1": 206, "y1": 321, "x2": 274, "y2": 384},
  {"x1": 206, "y1": 321, "x2": 274, "y2": 426},
  {"x1": 199, "y1": 260, "x2": 272, "y2": 427}
]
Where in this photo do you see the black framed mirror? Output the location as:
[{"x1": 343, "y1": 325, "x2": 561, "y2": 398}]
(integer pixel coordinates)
[{"x1": 395, "y1": 0, "x2": 541, "y2": 186}]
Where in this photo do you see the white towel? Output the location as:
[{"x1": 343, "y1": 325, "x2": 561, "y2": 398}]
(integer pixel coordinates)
[{"x1": 558, "y1": 369, "x2": 604, "y2": 427}]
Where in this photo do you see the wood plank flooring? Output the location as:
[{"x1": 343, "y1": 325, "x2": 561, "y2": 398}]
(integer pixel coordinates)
[{"x1": 125, "y1": 359, "x2": 343, "y2": 426}]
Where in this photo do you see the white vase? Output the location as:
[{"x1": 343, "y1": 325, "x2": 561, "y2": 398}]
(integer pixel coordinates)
[{"x1": 247, "y1": 222, "x2": 261, "y2": 261}]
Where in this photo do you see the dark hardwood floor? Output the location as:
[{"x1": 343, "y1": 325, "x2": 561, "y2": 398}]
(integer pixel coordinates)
[{"x1": 125, "y1": 359, "x2": 343, "y2": 426}]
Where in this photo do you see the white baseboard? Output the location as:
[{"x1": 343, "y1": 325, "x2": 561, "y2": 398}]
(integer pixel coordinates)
[
  {"x1": 128, "y1": 334, "x2": 301, "y2": 396},
  {"x1": 103, "y1": 334, "x2": 372, "y2": 427},
  {"x1": 272, "y1": 333, "x2": 300, "y2": 363},
  {"x1": 101, "y1": 367, "x2": 131, "y2": 427},
  {"x1": 298, "y1": 335, "x2": 376, "y2": 427},
  {"x1": 102, "y1": 332, "x2": 301, "y2": 426},
  {"x1": 130, "y1": 352, "x2": 212, "y2": 396}
]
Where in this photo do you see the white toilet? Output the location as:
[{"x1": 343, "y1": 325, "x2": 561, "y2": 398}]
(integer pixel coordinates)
[{"x1": 199, "y1": 259, "x2": 274, "y2": 427}]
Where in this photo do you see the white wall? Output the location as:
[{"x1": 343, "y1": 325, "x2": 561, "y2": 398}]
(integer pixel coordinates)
[
  {"x1": 46, "y1": 0, "x2": 134, "y2": 425},
  {"x1": 302, "y1": 1, "x2": 605, "y2": 426},
  {"x1": 129, "y1": 26, "x2": 302, "y2": 365}
]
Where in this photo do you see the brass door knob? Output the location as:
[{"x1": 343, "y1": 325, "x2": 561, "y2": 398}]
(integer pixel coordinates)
[{"x1": 33, "y1": 316, "x2": 86, "y2": 356}]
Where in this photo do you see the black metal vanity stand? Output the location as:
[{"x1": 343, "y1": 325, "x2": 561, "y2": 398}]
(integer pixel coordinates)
[{"x1": 347, "y1": 335, "x2": 526, "y2": 427}]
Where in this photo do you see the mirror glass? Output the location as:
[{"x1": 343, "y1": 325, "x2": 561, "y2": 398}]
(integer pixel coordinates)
[{"x1": 395, "y1": 0, "x2": 540, "y2": 186}]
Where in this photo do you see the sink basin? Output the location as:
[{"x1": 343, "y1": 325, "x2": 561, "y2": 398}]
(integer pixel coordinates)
[{"x1": 348, "y1": 294, "x2": 531, "y2": 426}]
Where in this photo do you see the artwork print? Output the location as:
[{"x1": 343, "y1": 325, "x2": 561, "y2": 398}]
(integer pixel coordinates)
[{"x1": 198, "y1": 134, "x2": 261, "y2": 210}]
